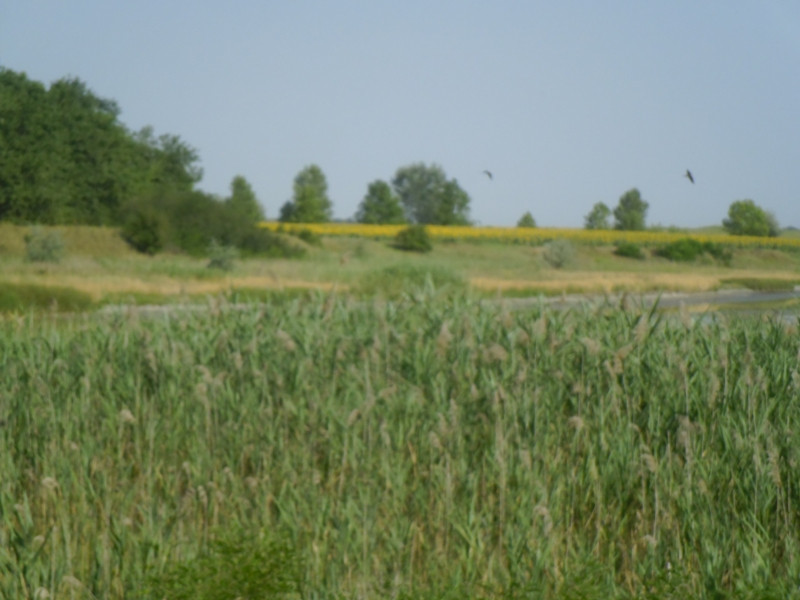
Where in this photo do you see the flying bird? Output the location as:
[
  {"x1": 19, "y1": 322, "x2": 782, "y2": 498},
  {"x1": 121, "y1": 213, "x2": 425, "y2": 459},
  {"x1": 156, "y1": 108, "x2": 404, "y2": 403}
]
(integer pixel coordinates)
[
  {"x1": 483, "y1": 170, "x2": 493, "y2": 180},
  {"x1": 684, "y1": 169, "x2": 694, "y2": 184}
]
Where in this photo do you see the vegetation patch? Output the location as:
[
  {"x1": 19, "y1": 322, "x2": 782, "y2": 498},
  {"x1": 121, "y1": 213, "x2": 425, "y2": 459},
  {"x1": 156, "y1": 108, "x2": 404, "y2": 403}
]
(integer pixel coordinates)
[
  {"x1": 24, "y1": 227, "x2": 66, "y2": 263},
  {"x1": 655, "y1": 237, "x2": 732, "y2": 264},
  {"x1": 146, "y1": 531, "x2": 301, "y2": 600},
  {"x1": 0, "y1": 282, "x2": 93, "y2": 313},
  {"x1": 2, "y1": 297, "x2": 800, "y2": 598},
  {"x1": 393, "y1": 225, "x2": 433, "y2": 253},
  {"x1": 358, "y1": 264, "x2": 465, "y2": 298},
  {"x1": 613, "y1": 241, "x2": 645, "y2": 259},
  {"x1": 542, "y1": 238, "x2": 575, "y2": 268}
]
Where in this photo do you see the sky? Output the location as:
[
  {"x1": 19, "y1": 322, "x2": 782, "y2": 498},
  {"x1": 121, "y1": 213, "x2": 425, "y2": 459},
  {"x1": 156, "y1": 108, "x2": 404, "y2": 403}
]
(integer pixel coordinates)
[{"x1": 2, "y1": 1, "x2": 799, "y2": 228}]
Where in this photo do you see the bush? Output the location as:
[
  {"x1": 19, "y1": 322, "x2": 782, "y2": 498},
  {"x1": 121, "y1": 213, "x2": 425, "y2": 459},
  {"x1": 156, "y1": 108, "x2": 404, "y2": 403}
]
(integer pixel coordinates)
[
  {"x1": 206, "y1": 239, "x2": 238, "y2": 271},
  {"x1": 292, "y1": 228, "x2": 322, "y2": 247},
  {"x1": 123, "y1": 192, "x2": 305, "y2": 259},
  {"x1": 542, "y1": 238, "x2": 574, "y2": 268},
  {"x1": 24, "y1": 227, "x2": 65, "y2": 262},
  {"x1": 654, "y1": 238, "x2": 732, "y2": 264},
  {"x1": 393, "y1": 225, "x2": 433, "y2": 253},
  {"x1": 237, "y1": 228, "x2": 306, "y2": 258},
  {"x1": 703, "y1": 242, "x2": 733, "y2": 266},
  {"x1": 654, "y1": 238, "x2": 704, "y2": 262},
  {"x1": 120, "y1": 207, "x2": 165, "y2": 254},
  {"x1": 614, "y1": 241, "x2": 645, "y2": 259}
]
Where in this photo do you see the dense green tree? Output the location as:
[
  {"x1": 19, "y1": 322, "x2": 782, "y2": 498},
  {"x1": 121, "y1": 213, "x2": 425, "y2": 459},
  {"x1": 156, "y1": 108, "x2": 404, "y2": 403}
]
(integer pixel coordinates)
[
  {"x1": 391, "y1": 163, "x2": 471, "y2": 225},
  {"x1": 279, "y1": 164, "x2": 332, "y2": 223},
  {"x1": 355, "y1": 180, "x2": 406, "y2": 224},
  {"x1": 723, "y1": 199, "x2": 779, "y2": 237},
  {"x1": 517, "y1": 212, "x2": 536, "y2": 228},
  {"x1": 584, "y1": 202, "x2": 612, "y2": 230},
  {"x1": 0, "y1": 68, "x2": 202, "y2": 225},
  {"x1": 227, "y1": 175, "x2": 264, "y2": 223},
  {"x1": 613, "y1": 188, "x2": 648, "y2": 231}
]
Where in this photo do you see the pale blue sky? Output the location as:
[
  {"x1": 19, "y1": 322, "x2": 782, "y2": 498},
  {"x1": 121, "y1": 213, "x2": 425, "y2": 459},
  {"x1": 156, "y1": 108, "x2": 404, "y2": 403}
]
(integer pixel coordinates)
[{"x1": 3, "y1": 2, "x2": 799, "y2": 227}]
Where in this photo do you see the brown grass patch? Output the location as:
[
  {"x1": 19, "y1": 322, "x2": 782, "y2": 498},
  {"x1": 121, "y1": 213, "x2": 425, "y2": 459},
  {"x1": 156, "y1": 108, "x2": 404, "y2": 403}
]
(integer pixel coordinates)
[
  {"x1": 471, "y1": 269, "x2": 800, "y2": 295},
  {"x1": 0, "y1": 274, "x2": 338, "y2": 300}
]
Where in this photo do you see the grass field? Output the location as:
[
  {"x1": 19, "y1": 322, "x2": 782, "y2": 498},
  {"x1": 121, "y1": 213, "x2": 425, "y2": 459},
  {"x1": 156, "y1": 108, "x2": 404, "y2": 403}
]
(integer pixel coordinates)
[
  {"x1": 2, "y1": 224, "x2": 800, "y2": 598},
  {"x1": 2, "y1": 291, "x2": 800, "y2": 599},
  {"x1": 1, "y1": 224, "x2": 800, "y2": 313}
]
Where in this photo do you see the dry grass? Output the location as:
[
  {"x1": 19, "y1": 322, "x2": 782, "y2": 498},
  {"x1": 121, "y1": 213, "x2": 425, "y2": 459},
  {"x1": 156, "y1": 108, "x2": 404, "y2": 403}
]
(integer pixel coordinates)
[{"x1": 472, "y1": 269, "x2": 800, "y2": 295}]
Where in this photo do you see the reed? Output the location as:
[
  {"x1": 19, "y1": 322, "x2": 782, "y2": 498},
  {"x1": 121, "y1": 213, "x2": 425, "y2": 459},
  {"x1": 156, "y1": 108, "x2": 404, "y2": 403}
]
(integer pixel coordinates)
[{"x1": 1, "y1": 291, "x2": 799, "y2": 598}]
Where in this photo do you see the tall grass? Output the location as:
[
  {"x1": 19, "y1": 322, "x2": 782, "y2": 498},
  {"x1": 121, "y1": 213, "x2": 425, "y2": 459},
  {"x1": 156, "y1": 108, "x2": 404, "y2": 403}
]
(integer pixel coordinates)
[{"x1": 1, "y1": 292, "x2": 800, "y2": 598}]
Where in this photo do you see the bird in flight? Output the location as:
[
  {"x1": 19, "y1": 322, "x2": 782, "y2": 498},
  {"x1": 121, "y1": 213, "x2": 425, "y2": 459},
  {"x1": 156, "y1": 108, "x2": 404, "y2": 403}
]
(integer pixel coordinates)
[
  {"x1": 684, "y1": 169, "x2": 694, "y2": 184},
  {"x1": 483, "y1": 170, "x2": 493, "y2": 180}
]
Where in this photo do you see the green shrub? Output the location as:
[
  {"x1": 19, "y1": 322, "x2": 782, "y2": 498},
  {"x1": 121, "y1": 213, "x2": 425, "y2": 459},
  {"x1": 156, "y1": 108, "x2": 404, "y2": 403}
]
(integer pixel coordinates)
[
  {"x1": 655, "y1": 238, "x2": 732, "y2": 264},
  {"x1": 237, "y1": 228, "x2": 306, "y2": 258},
  {"x1": 24, "y1": 227, "x2": 65, "y2": 262},
  {"x1": 614, "y1": 241, "x2": 645, "y2": 259},
  {"x1": 123, "y1": 192, "x2": 305, "y2": 259},
  {"x1": 654, "y1": 238, "x2": 704, "y2": 261},
  {"x1": 292, "y1": 227, "x2": 322, "y2": 247},
  {"x1": 703, "y1": 242, "x2": 733, "y2": 265},
  {"x1": 206, "y1": 239, "x2": 238, "y2": 271},
  {"x1": 120, "y1": 207, "x2": 165, "y2": 254},
  {"x1": 542, "y1": 238, "x2": 574, "y2": 268},
  {"x1": 393, "y1": 225, "x2": 433, "y2": 253}
]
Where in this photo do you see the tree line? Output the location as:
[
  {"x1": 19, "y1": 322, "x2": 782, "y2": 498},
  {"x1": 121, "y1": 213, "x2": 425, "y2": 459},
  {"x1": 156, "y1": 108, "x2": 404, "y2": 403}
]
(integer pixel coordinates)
[
  {"x1": 580, "y1": 189, "x2": 780, "y2": 237},
  {"x1": 0, "y1": 68, "x2": 293, "y2": 256},
  {"x1": 279, "y1": 162, "x2": 472, "y2": 226},
  {"x1": 0, "y1": 67, "x2": 780, "y2": 253},
  {"x1": 0, "y1": 68, "x2": 203, "y2": 225}
]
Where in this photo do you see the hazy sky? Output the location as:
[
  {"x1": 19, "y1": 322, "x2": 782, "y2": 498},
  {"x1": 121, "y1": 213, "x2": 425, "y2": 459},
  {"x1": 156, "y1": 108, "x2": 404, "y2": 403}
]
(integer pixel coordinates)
[{"x1": 3, "y1": 2, "x2": 799, "y2": 227}]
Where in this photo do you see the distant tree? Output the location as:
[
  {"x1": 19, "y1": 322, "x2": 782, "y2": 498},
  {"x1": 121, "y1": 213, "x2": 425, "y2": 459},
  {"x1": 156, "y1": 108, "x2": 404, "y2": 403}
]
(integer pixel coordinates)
[
  {"x1": 613, "y1": 188, "x2": 648, "y2": 231},
  {"x1": 355, "y1": 180, "x2": 406, "y2": 224},
  {"x1": 517, "y1": 212, "x2": 536, "y2": 228},
  {"x1": 723, "y1": 199, "x2": 779, "y2": 237},
  {"x1": 584, "y1": 202, "x2": 611, "y2": 230},
  {"x1": 391, "y1": 163, "x2": 471, "y2": 225},
  {"x1": 279, "y1": 164, "x2": 332, "y2": 223},
  {"x1": 227, "y1": 175, "x2": 264, "y2": 223}
]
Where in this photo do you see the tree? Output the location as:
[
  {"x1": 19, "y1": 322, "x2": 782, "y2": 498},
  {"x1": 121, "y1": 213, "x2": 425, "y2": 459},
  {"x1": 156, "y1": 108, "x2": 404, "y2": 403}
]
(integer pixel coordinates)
[
  {"x1": 227, "y1": 175, "x2": 264, "y2": 224},
  {"x1": 279, "y1": 164, "x2": 332, "y2": 223},
  {"x1": 517, "y1": 212, "x2": 536, "y2": 228},
  {"x1": 584, "y1": 202, "x2": 611, "y2": 230},
  {"x1": 0, "y1": 68, "x2": 203, "y2": 225},
  {"x1": 356, "y1": 180, "x2": 406, "y2": 224},
  {"x1": 613, "y1": 188, "x2": 648, "y2": 231},
  {"x1": 723, "y1": 199, "x2": 779, "y2": 237},
  {"x1": 391, "y1": 163, "x2": 471, "y2": 225}
]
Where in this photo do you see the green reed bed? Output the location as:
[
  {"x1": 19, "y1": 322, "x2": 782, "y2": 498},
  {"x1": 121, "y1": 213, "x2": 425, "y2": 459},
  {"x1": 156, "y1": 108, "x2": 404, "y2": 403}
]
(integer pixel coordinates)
[{"x1": 1, "y1": 293, "x2": 800, "y2": 599}]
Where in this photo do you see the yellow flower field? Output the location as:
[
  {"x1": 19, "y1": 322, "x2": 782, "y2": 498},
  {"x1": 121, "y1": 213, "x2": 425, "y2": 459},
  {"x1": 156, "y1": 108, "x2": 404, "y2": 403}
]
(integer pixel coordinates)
[{"x1": 261, "y1": 221, "x2": 800, "y2": 249}]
